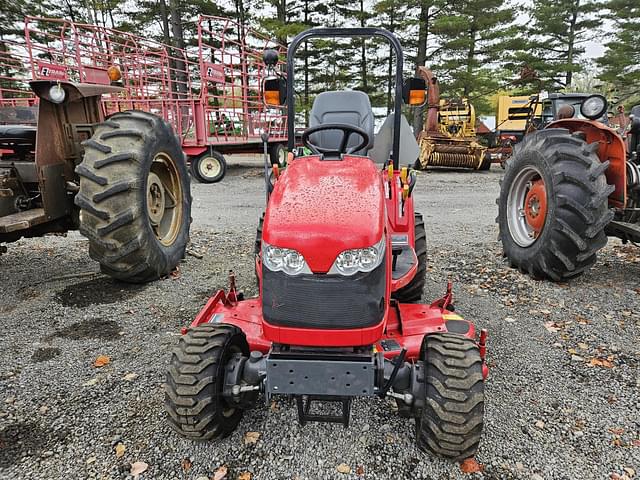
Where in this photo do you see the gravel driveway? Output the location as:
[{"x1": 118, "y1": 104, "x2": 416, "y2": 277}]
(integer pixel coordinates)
[{"x1": 0, "y1": 165, "x2": 638, "y2": 480}]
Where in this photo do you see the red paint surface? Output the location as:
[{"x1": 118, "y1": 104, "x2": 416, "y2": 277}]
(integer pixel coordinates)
[{"x1": 263, "y1": 155, "x2": 386, "y2": 273}]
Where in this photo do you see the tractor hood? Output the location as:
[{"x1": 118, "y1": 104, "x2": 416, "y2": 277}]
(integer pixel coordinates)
[{"x1": 263, "y1": 155, "x2": 386, "y2": 273}]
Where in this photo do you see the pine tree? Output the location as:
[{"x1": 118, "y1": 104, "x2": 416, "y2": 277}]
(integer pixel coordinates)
[
  {"x1": 430, "y1": 0, "x2": 517, "y2": 114},
  {"x1": 523, "y1": 0, "x2": 601, "y2": 89},
  {"x1": 597, "y1": 0, "x2": 640, "y2": 105}
]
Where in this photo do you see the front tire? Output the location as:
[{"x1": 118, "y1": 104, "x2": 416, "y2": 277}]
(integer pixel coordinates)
[
  {"x1": 190, "y1": 150, "x2": 227, "y2": 183},
  {"x1": 269, "y1": 143, "x2": 286, "y2": 165},
  {"x1": 165, "y1": 324, "x2": 249, "y2": 440},
  {"x1": 392, "y1": 213, "x2": 427, "y2": 303},
  {"x1": 497, "y1": 129, "x2": 613, "y2": 281},
  {"x1": 75, "y1": 110, "x2": 191, "y2": 283},
  {"x1": 417, "y1": 333, "x2": 484, "y2": 461}
]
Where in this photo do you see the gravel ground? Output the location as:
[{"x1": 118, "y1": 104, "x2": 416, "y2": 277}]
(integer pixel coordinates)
[{"x1": 0, "y1": 164, "x2": 639, "y2": 480}]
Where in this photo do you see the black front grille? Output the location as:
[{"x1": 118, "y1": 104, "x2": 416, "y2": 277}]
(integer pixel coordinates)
[{"x1": 262, "y1": 261, "x2": 386, "y2": 329}]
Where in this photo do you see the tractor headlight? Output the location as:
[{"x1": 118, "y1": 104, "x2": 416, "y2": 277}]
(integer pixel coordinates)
[
  {"x1": 262, "y1": 242, "x2": 311, "y2": 275},
  {"x1": 580, "y1": 94, "x2": 607, "y2": 120},
  {"x1": 48, "y1": 84, "x2": 66, "y2": 104},
  {"x1": 328, "y1": 236, "x2": 386, "y2": 276}
]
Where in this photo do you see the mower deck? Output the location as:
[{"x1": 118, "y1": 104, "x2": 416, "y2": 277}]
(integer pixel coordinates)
[{"x1": 190, "y1": 288, "x2": 479, "y2": 362}]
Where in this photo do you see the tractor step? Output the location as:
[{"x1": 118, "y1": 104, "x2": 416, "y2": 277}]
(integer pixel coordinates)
[
  {"x1": 0, "y1": 207, "x2": 47, "y2": 233},
  {"x1": 606, "y1": 220, "x2": 640, "y2": 243},
  {"x1": 295, "y1": 395, "x2": 352, "y2": 428}
]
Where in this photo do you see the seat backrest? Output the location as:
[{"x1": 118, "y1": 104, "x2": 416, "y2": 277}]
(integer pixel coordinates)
[{"x1": 309, "y1": 91, "x2": 374, "y2": 155}]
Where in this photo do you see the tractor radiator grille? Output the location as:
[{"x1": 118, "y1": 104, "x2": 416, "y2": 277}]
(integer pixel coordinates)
[{"x1": 262, "y1": 261, "x2": 386, "y2": 330}]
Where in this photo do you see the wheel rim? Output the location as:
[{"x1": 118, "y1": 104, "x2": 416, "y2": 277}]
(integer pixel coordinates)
[
  {"x1": 506, "y1": 165, "x2": 547, "y2": 247},
  {"x1": 220, "y1": 343, "x2": 242, "y2": 418},
  {"x1": 199, "y1": 156, "x2": 221, "y2": 179},
  {"x1": 277, "y1": 146, "x2": 286, "y2": 164},
  {"x1": 147, "y1": 152, "x2": 183, "y2": 246}
]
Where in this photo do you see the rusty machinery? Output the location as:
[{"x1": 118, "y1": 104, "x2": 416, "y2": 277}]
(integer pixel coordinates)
[{"x1": 414, "y1": 67, "x2": 489, "y2": 170}]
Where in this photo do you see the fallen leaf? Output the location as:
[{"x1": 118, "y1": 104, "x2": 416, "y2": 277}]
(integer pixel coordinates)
[
  {"x1": 269, "y1": 401, "x2": 279, "y2": 412},
  {"x1": 181, "y1": 457, "x2": 192, "y2": 472},
  {"x1": 632, "y1": 439, "x2": 640, "y2": 447},
  {"x1": 237, "y1": 472, "x2": 251, "y2": 480},
  {"x1": 535, "y1": 420, "x2": 545, "y2": 430},
  {"x1": 540, "y1": 309, "x2": 552, "y2": 315},
  {"x1": 578, "y1": 342, "x2": 589, "y2": 350},
  {"x1": 356, "y1": 466, "x2": 365, "y2": 475},
  {"x1": 123, "y1": 373, "x2": 138, "y2": 382},
  {"x1": 568, "y1": 348, "x2": 578, "y2": 355},
  {"x1": 83, "y1": 378, "x2": 98, "y2": 386},
  {"x1": 114, "y1": 443, "x2": 126, "y2": 458},
  {"x1": 170, "y1": 267, "x2": 181, "y2": 279},
  {"x1": 243, "y1": 431, "x2": 260, "y2": 445},
  {"x1": 504, "y1": 316, "x2": 516, "y2": 323},
  {"x1": 609, "y1": 428, "x2": 625, "y2": 435},
  {"x1": 213, "y1": 465, "x2": 228, "y2": 480},
  {"x1": 589, "y1": 358, "x2": 614, "y2": 368},
  {"x1": 459, "y1": 458, "x2": 484, "y2": 473},
  {"x1": 544, "y1": 321, "x2": 560, "y2": 333},
  {"x1": 93, "y1": 355, "x2": 110, "y2": 368},
  {"x1": 130, "y1": 461, "x2": 148, "y2": 477},
  {"x1": 612, "y1": 438, "x2": 623, "y2": 447},
  {"x1": 624, "y1": 467, "x2": 635, "y2": 477},
  {"x1": 337, "y1": 463, "x2": 351, "y2": 474}
]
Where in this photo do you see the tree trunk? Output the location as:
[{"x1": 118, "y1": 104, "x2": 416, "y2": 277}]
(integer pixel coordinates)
[
  {"x1": 412, "y1": 0, "x2": 431, "y2": 134},
  {"x1": 463, "y1": 27, "x2": 477, "y2": 97},
  {"x1": 169, "y1": 0, "x2": 188, "y2": 98},
  {"x1": 386, "y1": 9, "x2": 396, "y2": 114},
  {"x1": 360, "y1": 0, "x2": 367, "y2": 93},
  {"x1": 565, "y1": 0, "x2": 580, "y2": 87}
]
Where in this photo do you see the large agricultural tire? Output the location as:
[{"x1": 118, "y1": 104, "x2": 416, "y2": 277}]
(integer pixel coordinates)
[
  {"x1": 165, "y1": 324, "x2": 249, "y2": 440},
  {"x1": 190, "y1": 150, "x2": 227, "y2": 183},
  {"x1": 497, "y1": 128, "x2": 614, "y2": 281},
  {"x1": 478, "y1": 152, "x2": 492, "y2": 171},
  {"x1": 417, "y1": 333, "x2": 484, "y2": 461},
  {"x1": 392, "y1": 213, "x2": 427, "y2": 303},
  {"x1": 75, "y1": 110, "x2": 191, "y2": 283}
]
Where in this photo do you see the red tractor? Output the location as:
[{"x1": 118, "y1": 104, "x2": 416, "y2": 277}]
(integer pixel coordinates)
[
  {"x1": 165, "y1": 27, "x2": 488, "y2": 460},
  {"x1": 498, "y1": 95, "x2": 640, "y2": 280}
]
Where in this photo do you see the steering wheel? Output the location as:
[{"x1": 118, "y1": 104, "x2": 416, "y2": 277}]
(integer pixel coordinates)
[{"x1": 301, "y1": 123, "x2": 370, "y2": 156}]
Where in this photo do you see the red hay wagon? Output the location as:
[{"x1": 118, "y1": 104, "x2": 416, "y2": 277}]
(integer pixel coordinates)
[{"x1": 0, "y1": 16, "x2": 288, "y2": 182}]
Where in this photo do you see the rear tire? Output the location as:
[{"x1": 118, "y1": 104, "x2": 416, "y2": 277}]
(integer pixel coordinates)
[
  {"x1": 392, "y1": 213, "x2": 426, "y2": 303},
  {"x1": 269, "y1": 143, "x2": 286, "y2": 165},
  {"x1": 190, "y1": 150, "x2": 226, "y2": 183},
  {"x1": 417, "y1": 333, "x2": 484, "y2": 461},
  {"x1": 75, "y1": 110, "x2": 191, "y2": 283},
  {"x1": 165, "y1": 324, "x2": 249, "y2": 440},
  {"x1": 497, "y1": 128, "x2": 613, "y2": 281}
]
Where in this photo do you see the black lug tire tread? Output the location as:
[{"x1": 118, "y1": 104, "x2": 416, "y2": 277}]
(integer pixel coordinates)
[
  {"x1": 190, "y1": 150, "x2": 227, "y2": 183},
  {"x1": 392, "y1": 213, "x2": 427, "y2": 303},
  {"x1": 165, "y1": 324, "x2": 249, "y2": 440},
  {"x1": 497, "y1": 128, "x2": 613, "y2": 281},
  {"x1": 417, "y1": 333, "x2": 484, "y2": 461},
  {"x1": 254, "y1": 212, "x2": 265, "y2": 288},
  {"x1": 478, "y1": 152, "x2": 492, "y2": 170},
  {"x1": 75, "y1": 110, "x2": 191, "y2": 283}
]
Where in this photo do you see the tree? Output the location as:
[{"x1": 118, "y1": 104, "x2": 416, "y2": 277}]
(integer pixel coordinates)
[
  {"x1": 430, "y1": 0, "x2": 518, "y2": 114},
  {"x1": 597, "y1": 0, "x2": 640, "y2": 105},
  {"x1": 524, "y1": 0, "x2": 601, "y2": 88}
]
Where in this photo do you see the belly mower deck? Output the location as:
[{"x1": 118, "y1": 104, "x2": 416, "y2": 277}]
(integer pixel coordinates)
[{"x1": 189, "y1": 282, "x2": 486, "y2": 366}]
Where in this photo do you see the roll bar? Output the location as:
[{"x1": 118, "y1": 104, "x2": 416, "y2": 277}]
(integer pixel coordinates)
[{"x1": 286, "y1": 27, "x2": 404, "y2": 169}]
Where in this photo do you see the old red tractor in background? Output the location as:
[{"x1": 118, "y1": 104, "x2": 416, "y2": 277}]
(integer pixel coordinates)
[
  {"x1": 165, "y1": 27, "x2": 488, "y2": 461},
  {"x1": 498, "y1": 95, "x2": 640, "y2": 280}
]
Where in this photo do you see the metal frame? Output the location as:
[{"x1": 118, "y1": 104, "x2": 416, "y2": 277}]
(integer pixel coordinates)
[{"x1": 285, "y1": 27, "x2": 404, "y2": 169}]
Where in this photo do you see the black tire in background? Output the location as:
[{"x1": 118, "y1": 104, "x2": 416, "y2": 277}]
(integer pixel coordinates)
[
  {"x1": 392, "y1": 213, "x2": 427, "y2": 303},
  {"x1": 417, "y1": 333, "x2": 484, "y2": 461},
  {"x1": 165, "y1": 324, "x2": 249, "y2": 440},
  {"x1": 190, "y1": 150, "x2": 227, "y2": 183},
  {"x1": 75, "y1": 110, "x2": 191, "y2": 283},
  {"x1": 497, "y1": 128, "x2": 613, "y2": 281},
  {"x1": 269, "y1": 143, "x2": 286, "y2": 165}
]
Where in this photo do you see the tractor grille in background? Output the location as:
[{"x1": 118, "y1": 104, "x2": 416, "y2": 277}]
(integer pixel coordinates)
[{"x1": 262, "y1": 261, "x2": 386, "y2": 330}]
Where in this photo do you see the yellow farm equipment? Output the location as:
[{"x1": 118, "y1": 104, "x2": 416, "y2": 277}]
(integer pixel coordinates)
[{"x1": 415, "y1": 67, "x2": 489, "y2": 170}]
